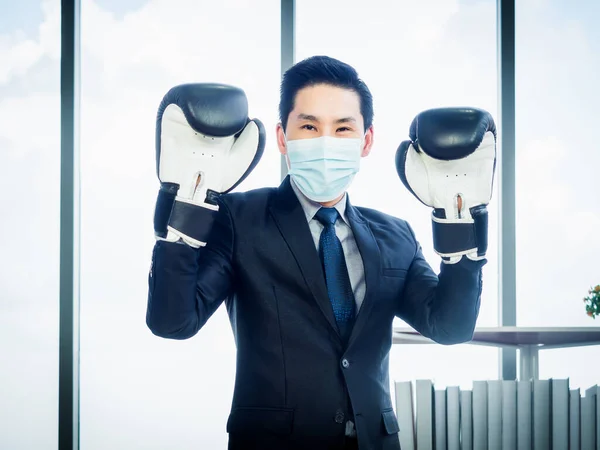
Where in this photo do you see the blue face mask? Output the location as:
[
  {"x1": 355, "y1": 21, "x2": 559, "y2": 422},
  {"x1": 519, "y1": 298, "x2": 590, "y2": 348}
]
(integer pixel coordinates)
[{"x1": 285, "y1": 135, "x2": 363, "y2": 203}]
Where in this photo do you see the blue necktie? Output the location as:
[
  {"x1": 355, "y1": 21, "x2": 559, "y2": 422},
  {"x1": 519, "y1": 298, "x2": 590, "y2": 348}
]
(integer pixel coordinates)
[{"x1": 315, "y1": 207, "x2": 356, "y2": 341}]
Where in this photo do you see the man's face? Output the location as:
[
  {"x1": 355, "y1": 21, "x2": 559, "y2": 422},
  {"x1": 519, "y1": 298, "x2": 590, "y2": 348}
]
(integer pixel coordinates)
[{"x1": 276, "y1": 83, "x2": 374, "y2": 158}]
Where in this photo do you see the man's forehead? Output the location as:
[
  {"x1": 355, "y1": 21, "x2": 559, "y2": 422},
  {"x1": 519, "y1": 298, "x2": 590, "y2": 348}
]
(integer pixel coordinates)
[
  {"x1": 294, "y1": 84, "x2": 360, "y2": 103},
  {"x1": 291, "y1": 85, "x2": 362, "y2": 122}
]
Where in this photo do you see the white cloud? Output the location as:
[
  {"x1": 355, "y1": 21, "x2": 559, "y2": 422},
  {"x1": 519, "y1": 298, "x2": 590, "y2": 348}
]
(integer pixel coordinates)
[
  {"x1": 0, "y1": 92, "x2": 60, "y2": 156},
  {"x1": 80, "y1": 0, "x2": 281, "y2": 93},
  {"x1": 0, "y1": 0, "x2": 60, "y2": 84},
  {"x1": 0, "y1": 36, "x2": 45, "y2": 83}
]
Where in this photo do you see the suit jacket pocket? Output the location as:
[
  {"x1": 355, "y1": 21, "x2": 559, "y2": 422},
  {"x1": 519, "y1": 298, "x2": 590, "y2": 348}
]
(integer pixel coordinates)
[
  {"x1": 382, "y1": 268, "x2": 407, "y2": 278},
  {"x1": 226, "y1": 407, "x2": 294, "y2": 436},
  {"x1": 381, "y1": 408, "x2": 400, "y2": 435}
]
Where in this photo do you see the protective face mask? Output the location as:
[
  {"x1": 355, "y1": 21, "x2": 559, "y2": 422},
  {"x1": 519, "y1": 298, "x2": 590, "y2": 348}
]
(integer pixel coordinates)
[{"x1": 285, "y1": 135, "x2": 363, "y2": 203}]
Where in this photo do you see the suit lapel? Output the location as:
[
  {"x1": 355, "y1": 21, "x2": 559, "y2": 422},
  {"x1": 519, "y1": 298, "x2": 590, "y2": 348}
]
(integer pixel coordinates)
[
  {"x1": 269, "y1": 177, "x2": 340, "y2": 338},
  {"x1": 345, "y1": 200, "x2": 381, "y2": 349}
]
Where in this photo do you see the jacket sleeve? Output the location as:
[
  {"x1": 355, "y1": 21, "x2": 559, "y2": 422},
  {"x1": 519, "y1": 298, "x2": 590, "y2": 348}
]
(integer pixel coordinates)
[
  {"x1": 146, "y1": 198, "x2": 235, "y2": 339},
  {"x1": 396, "y1": 223, "x2": 486, "y2": 345}
]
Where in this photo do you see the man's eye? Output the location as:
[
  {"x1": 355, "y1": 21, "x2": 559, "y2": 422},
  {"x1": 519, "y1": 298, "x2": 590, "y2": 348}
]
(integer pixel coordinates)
[
  {"x1": 337, "y1": 127, "x2": 351, "y2": 132},
  {"x1": 301, "y1": 124, "x2": 316, "y2": 131}
]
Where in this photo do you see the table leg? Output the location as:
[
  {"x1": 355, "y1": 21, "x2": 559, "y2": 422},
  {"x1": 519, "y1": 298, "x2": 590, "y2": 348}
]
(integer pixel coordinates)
[{"x1": 519, "y1": 345, "x2": 540, "y2": 380}]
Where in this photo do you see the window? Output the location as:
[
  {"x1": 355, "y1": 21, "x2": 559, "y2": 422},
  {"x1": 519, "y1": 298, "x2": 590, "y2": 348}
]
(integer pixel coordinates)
[
  {"x1": 0, "y1": 1, "x2": 61, "y2": 448},
  {"x1": 515, "y1": 0, "x2": 600, "y2": 389},
  {"x1": 79, "y1": 1, "x2": 280, "y2": 447},
  {"x1": 297, "y1": 0, "x2": 500, "y2": 387}
]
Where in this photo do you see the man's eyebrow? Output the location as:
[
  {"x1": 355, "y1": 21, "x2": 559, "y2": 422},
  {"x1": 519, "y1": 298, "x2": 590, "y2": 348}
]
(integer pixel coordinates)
[
  {"x1": 296, "y1": 114, "x2": 357, "y2": 124},
  {"x1": 297, "y1": 113, "x2": 319, "y2": 122},
  {"x1": 335, "y1": 117, "x2": 357, "y2": 124}
]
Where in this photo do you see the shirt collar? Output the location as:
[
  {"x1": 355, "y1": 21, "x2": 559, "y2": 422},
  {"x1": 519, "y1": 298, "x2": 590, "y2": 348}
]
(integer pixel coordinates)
[{"x1": 290, "y1": 177, "x2": 349, "y2": 225}]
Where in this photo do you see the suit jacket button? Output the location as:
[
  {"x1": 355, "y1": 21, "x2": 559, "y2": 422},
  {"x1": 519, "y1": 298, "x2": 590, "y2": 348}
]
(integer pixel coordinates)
[
  {"x1": 342, "y1": 358, "x2": 350, "y2": 369},
  {"x1": 335, "y1": 411, "x2": 345, "y2": 424}
]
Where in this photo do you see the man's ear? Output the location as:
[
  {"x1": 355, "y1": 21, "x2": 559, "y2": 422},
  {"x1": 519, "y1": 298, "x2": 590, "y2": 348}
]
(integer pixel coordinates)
[
  {"x1": 361, "y1": 125, "x2": 375, "y2": 157},
  {"x1": 276, "y1": 123, "x2": 287, "y2": 155}
]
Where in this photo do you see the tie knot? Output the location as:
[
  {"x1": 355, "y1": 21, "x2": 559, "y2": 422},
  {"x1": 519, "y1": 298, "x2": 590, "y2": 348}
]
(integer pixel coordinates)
[{"x1": 315, "y1": 207, "x2": 339, "y2": 227}]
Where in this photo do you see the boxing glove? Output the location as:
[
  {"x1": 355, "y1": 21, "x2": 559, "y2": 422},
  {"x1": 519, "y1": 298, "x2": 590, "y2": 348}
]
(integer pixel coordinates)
[
  {"x1": 395, "y1": 107, "x2": 496, "y2": 263},
  {"x1": 153, "y1": 83, "x2": 265, "y2": 247}
]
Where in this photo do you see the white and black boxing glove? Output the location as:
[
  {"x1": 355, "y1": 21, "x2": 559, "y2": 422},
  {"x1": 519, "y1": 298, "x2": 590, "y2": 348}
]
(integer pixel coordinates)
[
  {"x1": 395, "y1": 107, "x2": 496, "y2": 263},
  {"x1": 153, "y1": 83, "x2": 265, "y2": 247}
]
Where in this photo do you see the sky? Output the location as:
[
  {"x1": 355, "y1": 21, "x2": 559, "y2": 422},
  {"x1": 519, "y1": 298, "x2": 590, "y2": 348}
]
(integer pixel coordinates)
[{"x1": 1, "y1": 0, "x2": 599, "y2": 448}]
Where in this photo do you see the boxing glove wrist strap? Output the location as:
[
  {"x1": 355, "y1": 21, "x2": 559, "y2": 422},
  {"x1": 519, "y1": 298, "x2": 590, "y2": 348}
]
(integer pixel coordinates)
[
  {"x1": 154, "y1": 183, "x2": 178, "y2": 239},
  {"x1": 431, "y1": 206, "x2": 488, "y2": 257},
  {"x1": 167, "y1": 198, "x2": 219, "y2": 245}
]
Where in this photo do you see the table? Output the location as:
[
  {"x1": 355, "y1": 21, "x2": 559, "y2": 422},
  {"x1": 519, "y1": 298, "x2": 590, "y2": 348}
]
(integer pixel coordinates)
[{"x1": 392, "y1": 326, "x2": 600, "y2": 380}]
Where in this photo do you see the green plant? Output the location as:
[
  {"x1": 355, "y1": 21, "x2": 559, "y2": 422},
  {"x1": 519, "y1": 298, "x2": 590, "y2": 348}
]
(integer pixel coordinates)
[{"x1": 584, "y1": 285, "x2": 600, "y2": 319}]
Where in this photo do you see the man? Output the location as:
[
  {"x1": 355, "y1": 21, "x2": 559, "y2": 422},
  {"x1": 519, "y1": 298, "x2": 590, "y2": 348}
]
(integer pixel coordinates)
[{"x1": 147, "y1": 56, "x2": 496, "y2": 450}]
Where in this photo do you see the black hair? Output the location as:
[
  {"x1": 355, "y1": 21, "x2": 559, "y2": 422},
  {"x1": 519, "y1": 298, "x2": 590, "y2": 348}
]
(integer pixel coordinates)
[{"x1": 279, "y1": 55, "x2": 374, "y2": 132}]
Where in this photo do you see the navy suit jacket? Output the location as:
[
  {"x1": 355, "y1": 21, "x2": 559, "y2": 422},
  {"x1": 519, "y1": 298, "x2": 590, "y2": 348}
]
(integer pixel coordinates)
[{"x1": 146, "y1": 176, "x2": 485, "y2": 450}]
